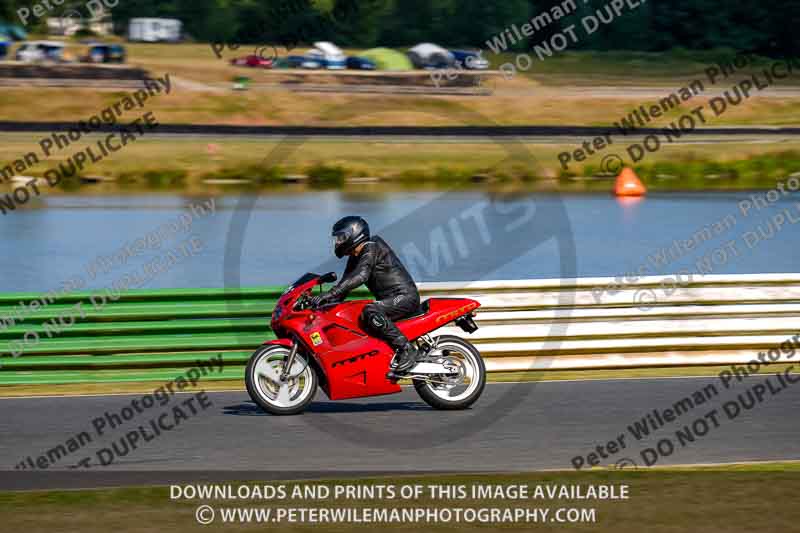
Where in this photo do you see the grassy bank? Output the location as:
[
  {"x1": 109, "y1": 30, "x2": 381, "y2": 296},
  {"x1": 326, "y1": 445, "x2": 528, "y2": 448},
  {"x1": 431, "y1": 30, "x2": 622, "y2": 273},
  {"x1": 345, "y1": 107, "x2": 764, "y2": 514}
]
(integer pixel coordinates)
[
  {"x1": 1, "y1": 465, "x2": 799, "y2": 532},
  {"x1": 0, "y1": 45, "x2": 798, "y2": 128},
  {"x1": 122, "y1": 44, "x2": 800, "y2": 86},
  {"x1": 495, "y1": 48, "x2": 800, "y2": 84},
  {"x1": 2, "y1": 134, "x2": 800, "y2": 193},
  {"x1": 2, "y1": 44, "x2": 798, "y2": 191},
  {"x1": 20, "y1": 42, "x2": 800, "y2": 85},
  {"x1": 1, "y1": 76, "x2": 798, "y2": 128},
  {"x1": 5, "y1": 84, "x2": 800, "y2": 128}
]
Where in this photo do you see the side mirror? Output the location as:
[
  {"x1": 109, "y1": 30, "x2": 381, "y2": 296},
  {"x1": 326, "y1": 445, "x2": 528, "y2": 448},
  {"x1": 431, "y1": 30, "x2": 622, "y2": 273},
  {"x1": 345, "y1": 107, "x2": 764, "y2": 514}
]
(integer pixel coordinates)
[{"x1": 319, "y1": 271, "x2": 337, "y2": 284}]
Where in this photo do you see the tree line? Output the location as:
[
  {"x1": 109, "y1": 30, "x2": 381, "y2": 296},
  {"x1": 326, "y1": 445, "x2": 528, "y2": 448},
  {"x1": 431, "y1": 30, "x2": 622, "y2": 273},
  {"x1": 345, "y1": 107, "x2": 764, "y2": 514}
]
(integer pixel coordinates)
[{"x1": 1, "y1": 0, "x2": 797, "y2": 57}]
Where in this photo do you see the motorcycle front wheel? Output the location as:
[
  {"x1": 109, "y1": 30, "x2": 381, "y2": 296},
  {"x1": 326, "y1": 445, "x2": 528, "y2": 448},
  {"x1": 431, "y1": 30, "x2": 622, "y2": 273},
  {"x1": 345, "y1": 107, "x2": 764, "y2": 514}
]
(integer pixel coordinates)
[
  {"x1": 413, "y1": 335, "x2": 486, "y2": 410},
  {"x1": 245, "y1": 344, "x2": 318, "y2": 415}
]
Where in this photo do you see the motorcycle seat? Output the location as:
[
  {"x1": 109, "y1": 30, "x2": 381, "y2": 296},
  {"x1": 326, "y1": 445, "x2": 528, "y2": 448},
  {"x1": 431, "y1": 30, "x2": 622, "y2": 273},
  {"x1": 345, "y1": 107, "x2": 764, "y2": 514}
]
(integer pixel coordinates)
[{"x1": 398, "y1": 299, "x2": 430, "y2": 322}]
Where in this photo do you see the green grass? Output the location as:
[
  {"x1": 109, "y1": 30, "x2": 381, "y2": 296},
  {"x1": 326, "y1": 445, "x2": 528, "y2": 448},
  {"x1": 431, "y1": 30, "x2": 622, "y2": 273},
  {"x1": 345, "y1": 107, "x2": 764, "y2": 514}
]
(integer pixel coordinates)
[
  {"x1": 1, "y1": 466, "x2": 799, "y2": 532},
  {"x1": 0, "y1": 43, "x2": 797, "y2": 192},
  {"x1": 2, "y1": 134, "x2": 800, "y2": 193},
  {"x1": 492, "y1": 48, "x2": 798, "y2": 84},
  {"x1": 578, "y1": 150, "x2": 800, "y2": 188},
  {"x1": 1, "y1": 45, "x2": 799, "y2": 129},
  {"x1": 307, "y1": 163, "x2": 347, "y2": 186}
]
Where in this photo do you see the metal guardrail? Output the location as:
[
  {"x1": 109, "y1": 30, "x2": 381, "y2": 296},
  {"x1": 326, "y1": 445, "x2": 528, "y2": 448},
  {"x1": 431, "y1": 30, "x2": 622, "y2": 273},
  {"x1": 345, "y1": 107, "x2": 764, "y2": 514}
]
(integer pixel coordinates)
[
  {"x1": 0, "y1": 273, "x2": 796, "y2": 385},
  {"x1": 429, "y1": 274, "x2": 800, "y2": 372}
]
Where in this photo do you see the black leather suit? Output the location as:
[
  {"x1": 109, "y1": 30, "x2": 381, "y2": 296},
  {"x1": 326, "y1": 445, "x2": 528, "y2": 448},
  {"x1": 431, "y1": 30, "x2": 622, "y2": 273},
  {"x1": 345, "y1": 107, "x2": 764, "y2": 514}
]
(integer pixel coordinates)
[{"x1": 327, "y1": 236, "x2": 420, "y2": 350}]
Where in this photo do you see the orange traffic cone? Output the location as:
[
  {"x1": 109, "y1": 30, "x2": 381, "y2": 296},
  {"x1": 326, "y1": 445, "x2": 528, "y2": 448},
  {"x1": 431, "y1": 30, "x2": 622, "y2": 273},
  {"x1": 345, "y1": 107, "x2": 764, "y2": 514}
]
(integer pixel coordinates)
[{"x1": 614, "y1": 167, "x2": 646, "y2": 196}]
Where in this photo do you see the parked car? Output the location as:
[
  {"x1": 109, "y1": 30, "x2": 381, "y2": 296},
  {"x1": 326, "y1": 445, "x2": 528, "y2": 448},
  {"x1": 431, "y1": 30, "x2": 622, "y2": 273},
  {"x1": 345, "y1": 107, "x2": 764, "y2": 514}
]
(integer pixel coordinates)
[
  {"x1": 284, "y1": 55, "x2": 306, "y2": 68},
  {"x1": 301, "y1": 48, "x2": 325, "y2": 69},
  {"x1": 15, "y1": 41, "x2": 67, "y2": 63},
  {"x1": 450, "y1": 49, "x2": 489, "y2": 70},
  {"x1": 346, "y1": 56, "x2": 376, "y2": 70},
  {"x1": 0, "y1": 39, "x2": 8, "y2": 60},
  {"x1": 407, "y1": 43, "x2": 454, "y2": 69},
  {"x1": 230, "y1": 54, "x2": 273, "y2": 68},
  {"x1": 82, "y1": 43, "x2": 126, "y2": 63},
  {"x1": 304, "y1": 41, "x2": 346, "y2": 69}
]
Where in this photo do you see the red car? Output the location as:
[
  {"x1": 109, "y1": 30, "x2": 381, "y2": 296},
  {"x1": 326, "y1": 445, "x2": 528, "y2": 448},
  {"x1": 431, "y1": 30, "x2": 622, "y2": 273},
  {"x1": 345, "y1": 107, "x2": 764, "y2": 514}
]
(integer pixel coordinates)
[
  {"x1": 245, "y1": 271, "x2": 486, "y2": 415},
  {"x1": 230, "y1": 54, "x2": 273, "y2": 68}
]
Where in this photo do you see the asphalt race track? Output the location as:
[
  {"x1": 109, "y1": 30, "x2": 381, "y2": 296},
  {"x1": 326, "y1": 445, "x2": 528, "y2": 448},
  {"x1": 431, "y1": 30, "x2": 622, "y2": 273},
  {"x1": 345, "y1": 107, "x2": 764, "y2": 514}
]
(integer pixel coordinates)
[{"x1": 1, "y1": 376, "x2": 798, "y2": 489}]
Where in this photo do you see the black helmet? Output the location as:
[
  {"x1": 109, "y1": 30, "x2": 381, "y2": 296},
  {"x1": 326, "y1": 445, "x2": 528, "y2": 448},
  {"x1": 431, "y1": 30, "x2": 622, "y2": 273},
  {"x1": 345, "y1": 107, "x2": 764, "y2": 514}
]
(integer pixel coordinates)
[{"x1": 332, "y1": 216, "x2": 370, "y2": 258}]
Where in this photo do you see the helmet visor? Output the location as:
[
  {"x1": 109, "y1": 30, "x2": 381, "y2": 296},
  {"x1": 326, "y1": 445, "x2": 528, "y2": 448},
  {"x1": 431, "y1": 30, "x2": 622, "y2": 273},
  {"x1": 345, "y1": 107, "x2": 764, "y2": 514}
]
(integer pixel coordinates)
[{"x1": 332, "y1": 231, "x2": 349, "y2": 254}]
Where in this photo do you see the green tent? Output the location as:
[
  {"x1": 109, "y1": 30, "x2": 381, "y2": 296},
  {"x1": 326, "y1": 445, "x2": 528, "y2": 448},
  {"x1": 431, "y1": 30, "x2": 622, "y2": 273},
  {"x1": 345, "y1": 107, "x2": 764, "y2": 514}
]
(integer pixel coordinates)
[{"x1": 361, "y1": 48, "x2": 412, "y2": 71}]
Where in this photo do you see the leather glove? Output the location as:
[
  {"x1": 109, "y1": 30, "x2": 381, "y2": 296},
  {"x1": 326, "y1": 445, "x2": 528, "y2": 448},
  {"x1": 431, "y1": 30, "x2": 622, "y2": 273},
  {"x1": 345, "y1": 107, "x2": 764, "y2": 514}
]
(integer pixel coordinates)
[{"x1": 309, "y1": 291, "x2": 335, "y2": 309}]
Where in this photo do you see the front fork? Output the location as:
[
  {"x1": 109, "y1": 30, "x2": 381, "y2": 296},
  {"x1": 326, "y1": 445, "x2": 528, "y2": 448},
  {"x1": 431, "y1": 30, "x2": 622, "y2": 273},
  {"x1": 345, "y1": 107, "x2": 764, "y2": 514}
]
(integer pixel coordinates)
[{"x1": 279, "y1": 341, "x2": 299, "y2": 382}]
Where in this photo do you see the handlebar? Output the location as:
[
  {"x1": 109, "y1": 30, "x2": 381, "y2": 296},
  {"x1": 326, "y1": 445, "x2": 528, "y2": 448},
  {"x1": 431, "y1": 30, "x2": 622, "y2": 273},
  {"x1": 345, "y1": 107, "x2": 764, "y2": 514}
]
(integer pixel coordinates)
[
  {"x1": 287, "y1": 272, "x2": 338, "y2": 312},
  {"x1": 294, "y1": 290, "x2": 313, "y2": 311},
  {"x1": 320, "y1": 271, "x2": 337, "y2": 283},
  {"x1": 293, "y1": 289, "x2": 327, "y2": 311}
]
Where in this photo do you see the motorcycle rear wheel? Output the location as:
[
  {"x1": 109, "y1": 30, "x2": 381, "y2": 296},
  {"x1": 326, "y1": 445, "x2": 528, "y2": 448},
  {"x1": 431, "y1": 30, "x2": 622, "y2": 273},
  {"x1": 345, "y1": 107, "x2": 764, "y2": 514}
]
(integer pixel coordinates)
[
  {"x1": 246, "y1": 344, "x2": 318, "y2": 415},
  {"x1": 413, "y1": 335, "x2": 486, "y2": 410}
]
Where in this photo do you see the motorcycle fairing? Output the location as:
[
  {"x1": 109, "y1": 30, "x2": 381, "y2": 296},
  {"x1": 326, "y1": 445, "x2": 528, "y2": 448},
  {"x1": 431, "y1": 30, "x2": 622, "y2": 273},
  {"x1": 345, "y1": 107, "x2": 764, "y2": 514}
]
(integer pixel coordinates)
[{"x1": 293, "y1": 298, "x2": 479, "y2": 400}]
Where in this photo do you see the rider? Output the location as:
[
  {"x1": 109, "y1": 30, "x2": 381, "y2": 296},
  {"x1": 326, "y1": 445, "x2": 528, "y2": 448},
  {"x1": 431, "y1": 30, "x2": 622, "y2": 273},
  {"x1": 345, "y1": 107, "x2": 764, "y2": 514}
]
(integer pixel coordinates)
[{"x1": 310, "y1": 216, "x2": 421, "y2": 374}]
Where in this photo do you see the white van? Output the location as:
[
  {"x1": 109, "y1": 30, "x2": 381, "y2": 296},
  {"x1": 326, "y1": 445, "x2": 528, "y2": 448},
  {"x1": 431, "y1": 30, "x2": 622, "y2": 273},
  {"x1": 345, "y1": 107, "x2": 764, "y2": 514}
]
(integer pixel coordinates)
[{"x1": 128, "y1": 18, "x2": 182, "y2": 42}]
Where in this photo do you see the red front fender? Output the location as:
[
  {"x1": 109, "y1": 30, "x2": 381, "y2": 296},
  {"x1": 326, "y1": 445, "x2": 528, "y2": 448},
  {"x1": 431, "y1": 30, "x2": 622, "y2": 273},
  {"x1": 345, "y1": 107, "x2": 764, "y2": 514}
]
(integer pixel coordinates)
[{"x1": 262, "y1": 338, "x2": 294, "y2": 348}]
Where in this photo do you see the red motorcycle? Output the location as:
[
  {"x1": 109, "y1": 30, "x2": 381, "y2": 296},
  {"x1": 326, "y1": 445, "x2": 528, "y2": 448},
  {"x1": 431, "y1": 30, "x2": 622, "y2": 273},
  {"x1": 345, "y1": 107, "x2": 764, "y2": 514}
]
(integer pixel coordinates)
[{"x1": 246, "y1": 272, "x2": 486, "y2": 415}]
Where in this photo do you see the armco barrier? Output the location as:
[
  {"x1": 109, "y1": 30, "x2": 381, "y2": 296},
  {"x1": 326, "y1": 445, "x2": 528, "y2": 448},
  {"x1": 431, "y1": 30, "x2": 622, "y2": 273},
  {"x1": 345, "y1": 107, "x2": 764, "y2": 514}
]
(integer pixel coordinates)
[{"x1": 0, "y1": 273, "x2": 798, "y2": 385}]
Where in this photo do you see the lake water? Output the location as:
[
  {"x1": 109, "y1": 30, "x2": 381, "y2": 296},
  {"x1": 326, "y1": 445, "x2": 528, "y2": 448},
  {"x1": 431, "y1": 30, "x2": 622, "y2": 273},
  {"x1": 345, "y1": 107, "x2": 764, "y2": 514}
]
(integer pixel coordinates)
[{"x1": 1, "y1": 190, "x2": 797, "y2": 293}]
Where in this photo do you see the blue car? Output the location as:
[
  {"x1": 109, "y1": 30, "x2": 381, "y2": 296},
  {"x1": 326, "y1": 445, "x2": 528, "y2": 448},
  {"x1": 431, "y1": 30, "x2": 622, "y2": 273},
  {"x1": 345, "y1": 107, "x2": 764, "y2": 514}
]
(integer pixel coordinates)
[
  {"x1": 346, "y1": 56, "x2": 376, "y2": 70},
  {"x1": 286, "y1": 55, "x2": 306, "y2": 68},
  {"x1": 449, "y1": 49, "x2": 489, "y2": 70},
  {"x1": 83, "y1": 43, "x2": 126, "y2": 63}
]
